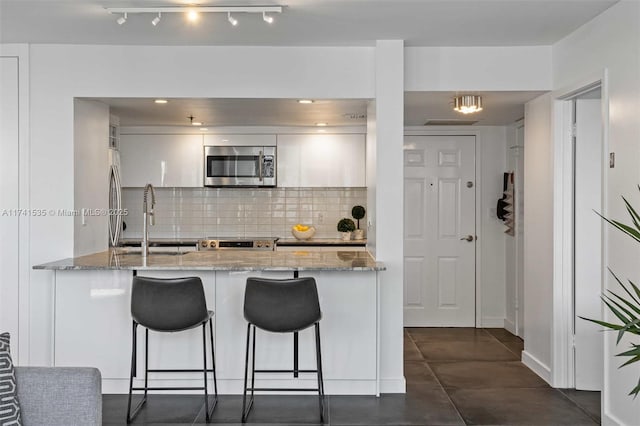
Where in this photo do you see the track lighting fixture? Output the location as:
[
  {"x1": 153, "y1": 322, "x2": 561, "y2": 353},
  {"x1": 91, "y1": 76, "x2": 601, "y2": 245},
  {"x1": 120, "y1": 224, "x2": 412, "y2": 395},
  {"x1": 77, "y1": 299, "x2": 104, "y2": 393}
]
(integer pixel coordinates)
[
  {"x1": 228, "y1": 12, "x2": 238, "y2": 26},
  {"x1": 106, "y1": 6, "x2": 283, "y2": 27},
  {"x1": 116, "y1": 12, "x2": 127, "y2": 25}
]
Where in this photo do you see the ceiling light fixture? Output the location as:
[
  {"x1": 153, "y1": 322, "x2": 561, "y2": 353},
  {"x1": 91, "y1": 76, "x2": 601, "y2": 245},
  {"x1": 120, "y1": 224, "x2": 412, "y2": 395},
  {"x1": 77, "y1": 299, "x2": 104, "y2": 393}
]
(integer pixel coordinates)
[
  {"x1": 316, "y1": 122, "x2": 328, "y2": 127},
  {"x1": 200, "y1": 128, "x2": 209, "y2": 131},
  {"x1": 151, "y1": 12, "x2": 161, "y2": 26},
  {"x1": 187, "y1": 9, "x2": 199, "y2": 22},
  {"x1": 228, "y1": 12, "x2": 238, "y2": 26},
  {"x1": 298, "y1": 99, "x2": 314, "y2": 104},
  {"x1": 106, "y1": 6, "x2": 283, "y2": 26},
  {"x1": 116, "y1": 12, "x2": 127, "y2": 25},
  {"x1": 453, "y1": 95, "x2": 483, "y2": 114},
  {"x1": 154, "y1": 99, "x2": 168, "y2": 104}
]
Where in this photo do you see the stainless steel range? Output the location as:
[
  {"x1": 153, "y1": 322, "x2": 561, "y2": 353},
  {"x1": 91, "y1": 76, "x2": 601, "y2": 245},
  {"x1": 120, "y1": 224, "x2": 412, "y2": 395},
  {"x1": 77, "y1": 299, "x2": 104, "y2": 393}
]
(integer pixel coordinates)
[{"x1": 198, "y1": 237, "x2": 278, "y2": 251}]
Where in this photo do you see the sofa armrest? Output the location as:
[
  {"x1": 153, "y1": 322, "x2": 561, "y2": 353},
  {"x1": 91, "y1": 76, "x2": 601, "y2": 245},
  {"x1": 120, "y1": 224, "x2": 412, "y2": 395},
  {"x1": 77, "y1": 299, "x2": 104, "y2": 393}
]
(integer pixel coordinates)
[{"x1": 15, "y1": 367, "x2": 102, "y2": 426}]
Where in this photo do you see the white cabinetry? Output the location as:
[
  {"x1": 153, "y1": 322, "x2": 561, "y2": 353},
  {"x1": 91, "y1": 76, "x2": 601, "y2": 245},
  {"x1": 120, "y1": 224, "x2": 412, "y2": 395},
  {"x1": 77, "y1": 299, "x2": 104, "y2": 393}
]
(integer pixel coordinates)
[
  {"x1": 277, "y1": 134, "x2": 366, "y2": 187},
  {"x1": 204, "y1": 134, "x2": 276, "y2": 147},
  {"x1": 120, "y1": 134, "x2": 203, "y2": 187}
]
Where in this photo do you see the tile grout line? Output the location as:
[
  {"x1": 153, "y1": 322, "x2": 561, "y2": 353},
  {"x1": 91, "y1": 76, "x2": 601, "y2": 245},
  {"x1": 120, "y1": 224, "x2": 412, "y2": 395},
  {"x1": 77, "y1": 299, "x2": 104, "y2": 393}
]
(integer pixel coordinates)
[
  {"x1": 555, "y1": 389, "x2": 602, "y2": 425},
  {"x1": 406, "y1": 329, "x2": 469, "y2": 426}
]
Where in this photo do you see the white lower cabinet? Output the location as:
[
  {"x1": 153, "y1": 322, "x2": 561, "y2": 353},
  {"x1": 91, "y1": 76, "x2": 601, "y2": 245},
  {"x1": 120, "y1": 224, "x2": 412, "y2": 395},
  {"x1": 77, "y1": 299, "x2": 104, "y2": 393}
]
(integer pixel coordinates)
[
  {"x1": 54, "y1": 268, "x2": 378, "y2": 394},
  {"x1": 277, "y1": 134, "x2": 366, "y2": 187},
  {"x1": 119, "y1": 134, "x2": 204, "y2": 187}
]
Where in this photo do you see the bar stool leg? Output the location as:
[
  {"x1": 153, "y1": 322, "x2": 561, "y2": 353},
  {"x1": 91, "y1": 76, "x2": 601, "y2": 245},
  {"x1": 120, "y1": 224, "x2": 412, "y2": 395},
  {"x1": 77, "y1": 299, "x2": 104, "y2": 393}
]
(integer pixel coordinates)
[
  {"x1": 241, "y1": 323, "x2": 253, "y2": 422},
  {"x1": 126, "y1": 321, "x2": 136, "y2": 423},
  {"x1": 209, "y1": 318, "x2": 218, "y2": 397},
  {"x1": 144, "y1": 328, "x2": 149, "y2": 400},
  {"x1": 315, "y1": 322, "x2": 325, "y2": 423},
  {"x1": 202, "y1": 322, "x2": 211, "y2": 422}
]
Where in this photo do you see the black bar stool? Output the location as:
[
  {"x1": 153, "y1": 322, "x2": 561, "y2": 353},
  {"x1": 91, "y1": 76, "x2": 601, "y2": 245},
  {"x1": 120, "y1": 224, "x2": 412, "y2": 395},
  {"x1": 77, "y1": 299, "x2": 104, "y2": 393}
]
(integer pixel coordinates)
[
  {"x1": 127, "y1": 276, "x2": 218, "y2": 423},
  {"x1": 241, "y1": 276, "x2": 325, "y2": 423}
]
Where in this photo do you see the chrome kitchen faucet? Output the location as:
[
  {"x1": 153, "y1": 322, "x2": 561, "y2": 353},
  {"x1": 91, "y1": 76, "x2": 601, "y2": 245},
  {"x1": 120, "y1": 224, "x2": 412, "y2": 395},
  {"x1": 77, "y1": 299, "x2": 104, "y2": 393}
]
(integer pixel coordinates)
[{"x1": 141, "y1": 183, "x2": 156, "y2": 259}]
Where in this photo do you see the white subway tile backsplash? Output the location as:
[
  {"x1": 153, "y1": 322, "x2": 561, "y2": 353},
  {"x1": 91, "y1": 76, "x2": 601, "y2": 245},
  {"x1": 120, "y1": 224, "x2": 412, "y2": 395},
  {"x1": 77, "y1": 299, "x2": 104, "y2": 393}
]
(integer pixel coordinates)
[{"x1": 122, "y1": 187, "x2": 366, "y2": 240}]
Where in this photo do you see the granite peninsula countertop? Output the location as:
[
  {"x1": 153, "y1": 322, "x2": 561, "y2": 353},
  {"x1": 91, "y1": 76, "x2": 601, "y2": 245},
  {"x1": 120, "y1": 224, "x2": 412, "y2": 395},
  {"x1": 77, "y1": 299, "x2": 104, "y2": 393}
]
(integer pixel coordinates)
[
  {"x1": 277, "y1": 238, "x2": 367, "y2": 246},
  {"x1": 33, "y1": 249, "x2": 385, "y2": 271}
]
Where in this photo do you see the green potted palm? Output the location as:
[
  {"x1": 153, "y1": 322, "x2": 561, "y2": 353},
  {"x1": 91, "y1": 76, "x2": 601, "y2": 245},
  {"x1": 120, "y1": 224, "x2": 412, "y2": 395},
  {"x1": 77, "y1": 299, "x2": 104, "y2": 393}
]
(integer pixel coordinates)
[
  {"x1": 337, "y1": 218, "x2": 356, "y2": 241},
  {"x1": 351, "y1": 205, "x2": 366, "y2": 240},
  {"x1": 582, "y1": 188, "x2": 640, "y2": 398}
]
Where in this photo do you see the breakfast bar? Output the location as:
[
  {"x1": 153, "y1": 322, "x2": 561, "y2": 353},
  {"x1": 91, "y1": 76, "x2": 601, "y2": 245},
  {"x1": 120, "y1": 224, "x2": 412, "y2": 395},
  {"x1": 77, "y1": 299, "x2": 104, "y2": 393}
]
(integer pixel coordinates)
[{"x1": 35, "y1": 249, "x2": 385, "y2": 395}]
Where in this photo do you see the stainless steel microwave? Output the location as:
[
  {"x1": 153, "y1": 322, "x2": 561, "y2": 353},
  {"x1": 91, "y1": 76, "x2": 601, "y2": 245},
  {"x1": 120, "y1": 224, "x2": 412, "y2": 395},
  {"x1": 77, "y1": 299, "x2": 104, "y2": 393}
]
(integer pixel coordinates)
[{"x1": 203, "y1": 146, "x2": 276, "y2": 187}]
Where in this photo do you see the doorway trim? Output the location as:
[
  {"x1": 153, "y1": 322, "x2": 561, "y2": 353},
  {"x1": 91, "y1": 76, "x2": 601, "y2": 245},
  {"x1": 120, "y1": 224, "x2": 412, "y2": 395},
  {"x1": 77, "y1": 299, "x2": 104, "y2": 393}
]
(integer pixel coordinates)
[
  {"x1": 404, "y1": 128, "x2": 483, "y2": 327},
  {"x1": 551, "y1": 69, "x2": 609, "y2": 388}
]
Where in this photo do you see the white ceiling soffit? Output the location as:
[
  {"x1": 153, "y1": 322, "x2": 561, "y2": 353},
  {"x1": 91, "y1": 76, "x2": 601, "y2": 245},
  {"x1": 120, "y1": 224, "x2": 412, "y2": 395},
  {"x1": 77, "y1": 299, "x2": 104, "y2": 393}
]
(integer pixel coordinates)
[
  {"x1": 0, "y1": 0, "x2": 618, "y2": 46},
  {"x1": 93, "y1": 98, "x2": 370, "y2": 127},
  {"x1": 92, "y1": 93, "x2": 545, "y2": 127}
]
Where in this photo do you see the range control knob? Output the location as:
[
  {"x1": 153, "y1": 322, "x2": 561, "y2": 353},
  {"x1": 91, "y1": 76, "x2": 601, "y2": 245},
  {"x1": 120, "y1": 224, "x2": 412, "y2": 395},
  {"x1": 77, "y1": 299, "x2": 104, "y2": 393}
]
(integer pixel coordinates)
[
  {"x1": 209, "y1": 241, "x2": 216, "y2": 248},
  {"x1": 200, "y1": 241, "x2": 207, "y2": 248},
  {"x1": 256, "y1": 242, "x2": 263, "y2": 248}
]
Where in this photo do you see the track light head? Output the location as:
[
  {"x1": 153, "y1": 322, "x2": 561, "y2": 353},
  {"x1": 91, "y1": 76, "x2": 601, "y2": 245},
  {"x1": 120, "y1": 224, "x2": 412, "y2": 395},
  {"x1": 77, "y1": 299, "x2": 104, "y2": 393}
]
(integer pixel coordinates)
[
  {"x1": 263, "y1": 11, "x2": 274, "y2": 24},
  {"x1": 116, "y1": 12, "x2": 127, "y2": 25},
  {"x1": 228, "y1": 12, "x2": 238, "y2": 26},
  {"x1": 151, "y1": 12, "x2": 161, "y2": 26}
]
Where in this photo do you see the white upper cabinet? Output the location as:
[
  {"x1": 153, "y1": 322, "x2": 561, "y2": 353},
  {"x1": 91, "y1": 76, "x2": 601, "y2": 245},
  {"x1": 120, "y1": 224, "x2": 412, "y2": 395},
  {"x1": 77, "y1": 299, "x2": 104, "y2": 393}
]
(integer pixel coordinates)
[
  {"x1": 120, "y1": 134, "x2": 204, "y2": 187},
  {"x1": 204, "y1": 134, "x2": 276, "y2": 147},
  {"x1": 277, "y1": 134, "x2": 366, "y2": 187}
]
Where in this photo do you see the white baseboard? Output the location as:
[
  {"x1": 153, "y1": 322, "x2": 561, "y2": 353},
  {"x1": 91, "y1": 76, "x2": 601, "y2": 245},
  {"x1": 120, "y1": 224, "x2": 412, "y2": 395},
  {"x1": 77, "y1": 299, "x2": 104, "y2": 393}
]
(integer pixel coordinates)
[
  {"x1": 601, "y1": 410, "x2": 622, "y2": 426},
  {"x1": 503, "y1": 318, "x2": 517, "y2": 335},
  {"x1": 521, "y1": 350, "x2": 552, "y2": 385},
  {"x1": 480, "y1": 316, "x2": 506, "y2": 328},
  {"x1": 379, "y1": 377, "x2": 406, "y2": 393}
]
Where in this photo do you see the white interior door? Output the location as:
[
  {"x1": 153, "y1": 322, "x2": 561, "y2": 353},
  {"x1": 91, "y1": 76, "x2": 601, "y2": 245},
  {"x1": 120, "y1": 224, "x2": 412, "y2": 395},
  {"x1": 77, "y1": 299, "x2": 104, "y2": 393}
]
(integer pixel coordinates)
[
  {"x1": 403, "y1": 135, "x2": 476, "y2": 327},
  {"x1": 574, "y1": 95, "x2": 603, "y2": 391}
]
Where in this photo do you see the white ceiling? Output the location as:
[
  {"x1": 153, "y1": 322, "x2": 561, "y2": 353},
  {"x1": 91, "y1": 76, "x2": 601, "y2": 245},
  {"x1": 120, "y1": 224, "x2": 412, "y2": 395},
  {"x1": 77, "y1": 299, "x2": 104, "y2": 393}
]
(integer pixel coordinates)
[
  {"x1": 0, "y1": 0, "x2": 618, "y2": 46},
  {"x1": 91, "y1": 92, "x2": 545, "y2": 127}
]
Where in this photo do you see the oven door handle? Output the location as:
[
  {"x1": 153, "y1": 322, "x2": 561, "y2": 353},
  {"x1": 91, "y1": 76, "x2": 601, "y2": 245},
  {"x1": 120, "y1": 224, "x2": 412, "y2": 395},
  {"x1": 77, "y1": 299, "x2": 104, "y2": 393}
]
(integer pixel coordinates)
[{"x1": 258, "y1": 150, "x2": 264, "y2": 182}]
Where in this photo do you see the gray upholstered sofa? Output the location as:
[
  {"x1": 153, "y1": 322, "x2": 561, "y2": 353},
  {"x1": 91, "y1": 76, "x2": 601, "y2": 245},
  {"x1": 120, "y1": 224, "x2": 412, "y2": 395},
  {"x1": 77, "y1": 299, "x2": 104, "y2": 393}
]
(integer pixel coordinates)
[{"x1": 15, "y1": 367, "x2": 102, "y2": 426}]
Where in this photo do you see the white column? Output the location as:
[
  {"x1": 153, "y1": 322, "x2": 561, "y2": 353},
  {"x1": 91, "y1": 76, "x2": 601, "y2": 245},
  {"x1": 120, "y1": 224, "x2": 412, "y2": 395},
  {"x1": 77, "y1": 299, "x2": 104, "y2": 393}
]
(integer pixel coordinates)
[{"x1": 373, "y1": 40, "x2": 405, "y2": 393}]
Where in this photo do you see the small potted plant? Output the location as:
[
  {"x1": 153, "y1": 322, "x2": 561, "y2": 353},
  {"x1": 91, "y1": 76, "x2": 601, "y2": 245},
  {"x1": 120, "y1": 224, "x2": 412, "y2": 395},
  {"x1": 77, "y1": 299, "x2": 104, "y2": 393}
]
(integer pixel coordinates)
[
  {"x1": 337, "y1": 218, "x2": 356, "y2": 241},
  {"x1": 351, "y1": 205, "x2": 366, "y2": 240}
]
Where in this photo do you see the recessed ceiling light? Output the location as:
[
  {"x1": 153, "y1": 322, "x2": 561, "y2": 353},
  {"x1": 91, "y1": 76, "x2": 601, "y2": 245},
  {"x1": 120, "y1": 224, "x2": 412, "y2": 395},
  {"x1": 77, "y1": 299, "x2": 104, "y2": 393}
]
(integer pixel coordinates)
[
  {"x1": 192, "y1": 121, "x2": 202, "y2": 126},
  {"x1": 263, "y1": 12, "x2": 274, "y2": 24},
  {"x1": 187, "y1": 9, "x2": 199, "y2": 22},
  {"x1": 453, "y1": 95, "x2": 483, "y2": 114},
  {"x1": 200, "y1": 128, "x2": 208, "y2": 131},
  {"x1": 298, "y1": 99, "x2": 314, "y2": 104},
  {"x1": 316, "y1": 122, "x2": 328, "y2": 127},
  {"x1": 154, "y1": 99, "x2": 168, "y2": 104}
]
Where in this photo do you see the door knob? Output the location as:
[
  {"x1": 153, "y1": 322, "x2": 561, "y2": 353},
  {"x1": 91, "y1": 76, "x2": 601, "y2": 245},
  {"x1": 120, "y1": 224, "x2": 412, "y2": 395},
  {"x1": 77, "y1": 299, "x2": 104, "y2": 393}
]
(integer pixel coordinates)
[{"x1": 460, "y1": 235, "x2": 474, "y2": 242}]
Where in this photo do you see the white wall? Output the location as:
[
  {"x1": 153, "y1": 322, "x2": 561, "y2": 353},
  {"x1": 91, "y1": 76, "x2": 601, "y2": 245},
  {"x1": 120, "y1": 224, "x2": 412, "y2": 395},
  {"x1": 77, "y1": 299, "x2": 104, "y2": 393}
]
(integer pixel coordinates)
[
  {"x1": 522, "y1": 93, "x2": 554, "y2": 383},
  {"x1": 405, "y1": 46, "x2": 552, "y2": 91},
  {"x1": 73, "y1": 99, "x2": 110, "y2": 256},
  {"x1": 504, "y1": 122, "x2": 525, "y2": 336},
  {"x1": 0, "y1": 56, "x2": 20, "y2": 357},
  {"x1": 404, "y1": 126, "x2": 508, "y2": 327},
  {"x1": 553, "y1": 1, "x2": 640, "y2": 423}
]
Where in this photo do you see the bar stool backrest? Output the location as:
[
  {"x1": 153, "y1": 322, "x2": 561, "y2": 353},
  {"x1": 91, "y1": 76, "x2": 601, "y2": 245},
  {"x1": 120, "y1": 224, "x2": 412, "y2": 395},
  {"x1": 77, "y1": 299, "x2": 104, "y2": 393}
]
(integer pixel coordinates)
[
  {"x1": 244, "y1": 277, "x2": 321, "y2": 333},
  {"x1": 131, "y1": 276, "x2": 209, "y2": 332}
]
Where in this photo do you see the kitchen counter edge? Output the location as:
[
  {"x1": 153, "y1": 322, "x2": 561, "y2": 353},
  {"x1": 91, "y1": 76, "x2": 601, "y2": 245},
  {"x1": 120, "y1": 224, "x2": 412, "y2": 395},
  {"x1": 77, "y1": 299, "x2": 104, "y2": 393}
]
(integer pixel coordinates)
[{"x1": 32, "y1": 249, "x2": 385, "y2": 272}]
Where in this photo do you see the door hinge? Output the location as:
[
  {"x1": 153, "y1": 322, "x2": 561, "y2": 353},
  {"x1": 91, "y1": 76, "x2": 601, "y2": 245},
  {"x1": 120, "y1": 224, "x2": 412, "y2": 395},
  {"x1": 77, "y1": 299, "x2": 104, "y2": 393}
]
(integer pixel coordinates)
[{"x1": 570, "y1": 123, "x2": 577, "y2": 138}]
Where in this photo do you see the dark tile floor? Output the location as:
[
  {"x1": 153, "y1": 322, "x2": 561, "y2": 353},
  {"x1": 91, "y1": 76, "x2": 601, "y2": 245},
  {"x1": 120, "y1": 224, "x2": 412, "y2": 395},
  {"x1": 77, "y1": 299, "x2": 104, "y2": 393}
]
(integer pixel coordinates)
[{"x1": 103, "y1": 328, "x2": 601, "y2": 425}]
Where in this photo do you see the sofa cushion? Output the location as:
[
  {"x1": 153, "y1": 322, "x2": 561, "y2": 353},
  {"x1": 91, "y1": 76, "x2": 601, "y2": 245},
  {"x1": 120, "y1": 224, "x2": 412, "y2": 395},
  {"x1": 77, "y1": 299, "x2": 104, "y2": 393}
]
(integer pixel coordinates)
[{"x1": 0, "y1": 332, "x2": 22, "y2": 425}]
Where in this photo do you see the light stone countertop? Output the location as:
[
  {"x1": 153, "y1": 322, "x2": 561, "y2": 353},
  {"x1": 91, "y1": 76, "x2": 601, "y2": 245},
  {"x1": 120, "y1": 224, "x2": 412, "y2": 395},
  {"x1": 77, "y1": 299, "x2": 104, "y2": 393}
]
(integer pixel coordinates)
[
  {"x1": 33, "y1": 249, "x2": 385, "y2": 271},
  {"x1": 277, "y1": 238, "x2": 367, "y2": 246}
]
